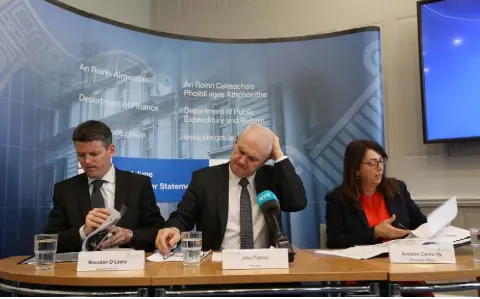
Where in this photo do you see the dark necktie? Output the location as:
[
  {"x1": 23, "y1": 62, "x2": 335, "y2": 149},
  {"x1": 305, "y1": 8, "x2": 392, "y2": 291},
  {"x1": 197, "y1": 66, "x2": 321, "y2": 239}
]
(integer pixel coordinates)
[
  {"x1": 89, "y1": 180, "x2": 105, "y2": 250},
  {"x1": 239, "y1": 178, "x2": 254, "y2": 249},
  {"x1": 90, "y1": 180, "x2": 105, "y2": 209}
]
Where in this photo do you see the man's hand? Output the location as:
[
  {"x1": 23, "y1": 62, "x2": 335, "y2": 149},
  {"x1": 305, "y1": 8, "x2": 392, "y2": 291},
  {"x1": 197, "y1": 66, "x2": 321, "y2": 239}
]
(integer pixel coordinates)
[
  {"x1": 155, "y1": 228, "x2": 181, "y2": 254},
  {"x1": 84, "y1": 208, "x2": 111, "y2": 236},
  {"x1": 99, "y1": 226, "x2": 131, "y2": 249},
  {"x1": 374, "y1": 214, "x2": 409, "y2": 240},
  {"x1": 270, "y1": 134, "x2": 285, "y2": 161}
]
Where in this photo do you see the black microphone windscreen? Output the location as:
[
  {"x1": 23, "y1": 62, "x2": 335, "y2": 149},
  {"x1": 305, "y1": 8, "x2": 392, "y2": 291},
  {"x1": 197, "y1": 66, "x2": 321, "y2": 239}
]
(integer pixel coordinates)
[{"x1": 259, "y1": 198, "x2": 280, "y2": 215}]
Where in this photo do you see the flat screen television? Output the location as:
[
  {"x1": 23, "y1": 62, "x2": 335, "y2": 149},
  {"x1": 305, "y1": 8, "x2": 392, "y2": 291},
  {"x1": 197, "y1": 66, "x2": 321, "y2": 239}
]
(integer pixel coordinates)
[{"x1": 418, "y1": 0, "x2": 480, "y2": 143}]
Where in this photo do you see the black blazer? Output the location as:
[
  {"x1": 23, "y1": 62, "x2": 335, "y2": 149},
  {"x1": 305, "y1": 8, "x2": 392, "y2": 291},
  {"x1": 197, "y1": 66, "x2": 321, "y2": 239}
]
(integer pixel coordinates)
[
  {"x1": 166, "y1": 158, "x2": 307, "y2": 251},
  {"x1": 44, "y1": 168, "x2": 166, "y2": 253},
  {"x1": 325, "y1": 180, "x2": 426, "y2": 249}
]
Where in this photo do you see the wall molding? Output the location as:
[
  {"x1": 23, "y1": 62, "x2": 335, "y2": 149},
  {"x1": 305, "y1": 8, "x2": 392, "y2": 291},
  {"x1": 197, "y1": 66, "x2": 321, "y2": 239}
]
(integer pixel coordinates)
[{"x1": 413, "y1": 197, "x2": 480, "y2": 207}]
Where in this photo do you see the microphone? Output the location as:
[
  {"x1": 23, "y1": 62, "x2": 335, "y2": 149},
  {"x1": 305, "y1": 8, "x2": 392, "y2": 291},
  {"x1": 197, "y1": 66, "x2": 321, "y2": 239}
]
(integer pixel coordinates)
[{"x1": 256, "y1": 190, "x2": 295, "y2": 262}]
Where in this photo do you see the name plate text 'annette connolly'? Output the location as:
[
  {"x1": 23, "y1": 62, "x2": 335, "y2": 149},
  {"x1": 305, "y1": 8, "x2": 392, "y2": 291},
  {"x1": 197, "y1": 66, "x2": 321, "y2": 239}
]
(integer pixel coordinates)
[
  {"x1": 222, "y1": 248, "x2": 288, "y2": 270},
  {"x1": 389, "y1": 244, "x2": 456, "y2": 264},
  {"x1": 77, "y1": 250, "x2": 145, "y2": 271}
]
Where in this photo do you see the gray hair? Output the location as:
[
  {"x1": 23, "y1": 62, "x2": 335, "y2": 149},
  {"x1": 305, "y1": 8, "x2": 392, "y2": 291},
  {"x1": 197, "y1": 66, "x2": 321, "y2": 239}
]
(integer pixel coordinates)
[{"x1": 239, "y1": 122, "x2": 274, "y2": 158}]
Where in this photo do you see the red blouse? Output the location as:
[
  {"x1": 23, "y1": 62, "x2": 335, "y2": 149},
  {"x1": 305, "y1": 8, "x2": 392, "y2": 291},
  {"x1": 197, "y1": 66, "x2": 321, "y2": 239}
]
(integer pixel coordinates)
[{"x1": 360, "y1": 192, "x2": 390, "y2": 227}]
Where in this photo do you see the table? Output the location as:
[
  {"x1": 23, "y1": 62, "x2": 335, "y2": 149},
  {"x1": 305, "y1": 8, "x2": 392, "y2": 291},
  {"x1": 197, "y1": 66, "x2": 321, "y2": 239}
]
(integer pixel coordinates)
[
  {"x1": 0, "y1": 256, "x2": 163, "y2": 296},
  {"x1": 2, "y1": 248, "x2": 477, "y2": 297},
  {"x1": 0, "y1": 250, "x2": 384, "y2": 297},
  {"x1": 372, "y1": 247, "x2": 480, "y2": 296},
  {"x1": 150, "y1": 250, "x2": 386, "y2": 296}
]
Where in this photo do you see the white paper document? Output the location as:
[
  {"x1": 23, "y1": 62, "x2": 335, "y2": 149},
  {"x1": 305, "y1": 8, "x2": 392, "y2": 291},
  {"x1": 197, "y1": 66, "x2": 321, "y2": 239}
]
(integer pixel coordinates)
[
  {"x1": 314, "y1": 239, "x2": 431, "y2": 260},
  {"x1": 428, "y1": 225, "x2": 470, "y2": 244},
  {"x1": 409, "y1": 196, "x2": 458, "y2": 239},
  {"x1": 147, "y1": 250, "x2": 211, "y2": 262},
  {"x1": 315, "y1": 244, "x2": 389, "y2": 260},
  {"x1": 408, "y1": 195, "x2": 470, "y2": 244},
  {"x1": 81, "y1": 205, "x2": 126, "y2": 252}
]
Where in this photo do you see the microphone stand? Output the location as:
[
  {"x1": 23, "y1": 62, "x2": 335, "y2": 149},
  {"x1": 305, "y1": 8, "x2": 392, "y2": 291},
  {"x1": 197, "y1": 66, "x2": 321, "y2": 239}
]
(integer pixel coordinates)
[{"x1": 268, "y1": 213, "x2": 296, "y2": 263}]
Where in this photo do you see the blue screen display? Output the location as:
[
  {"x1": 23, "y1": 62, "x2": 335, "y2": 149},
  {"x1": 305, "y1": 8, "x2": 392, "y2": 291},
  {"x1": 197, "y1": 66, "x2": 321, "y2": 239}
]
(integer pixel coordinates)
[{"x1": 420, "y1": 0, "x2": 480, "y2": 142}]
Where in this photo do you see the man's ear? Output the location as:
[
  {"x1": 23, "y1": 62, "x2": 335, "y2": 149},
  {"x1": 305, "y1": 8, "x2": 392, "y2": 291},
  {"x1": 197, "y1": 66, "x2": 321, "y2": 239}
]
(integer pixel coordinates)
[{"x1": 108, "y1": 144, "x2": 115, "y2": 157}]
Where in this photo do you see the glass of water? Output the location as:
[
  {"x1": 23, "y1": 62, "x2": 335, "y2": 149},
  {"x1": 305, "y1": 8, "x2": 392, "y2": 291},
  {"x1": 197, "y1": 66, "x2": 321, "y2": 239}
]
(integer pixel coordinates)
[
  {"x1": 470, "y1": 228, "x2": 480, "y2": 263},
  {"x1": 181, "y1": 231, "x2": 202, "y2": 267},
  {"x1": 34, "y1": 234, "x2": 58, "y2": 270}
]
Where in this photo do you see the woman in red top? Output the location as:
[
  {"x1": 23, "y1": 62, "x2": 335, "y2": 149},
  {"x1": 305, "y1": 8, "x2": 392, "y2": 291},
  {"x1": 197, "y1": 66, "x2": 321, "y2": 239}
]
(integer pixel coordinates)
[
  {"x1": 325, "y1": 140, "x2": 432, "y2": 297},
  {"x1": 326, "y1": 140, "x2": 427, "y2": 247}
]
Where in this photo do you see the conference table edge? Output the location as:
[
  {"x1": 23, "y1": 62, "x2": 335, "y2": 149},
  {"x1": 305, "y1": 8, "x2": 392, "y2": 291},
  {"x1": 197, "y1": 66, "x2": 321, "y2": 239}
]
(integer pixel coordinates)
[
  {"x1": 150, "y1": 250, "x2": 388, "y2": 286},
  {"x1": 0, "y1": 256, "x2": 163, "y2": 287}
]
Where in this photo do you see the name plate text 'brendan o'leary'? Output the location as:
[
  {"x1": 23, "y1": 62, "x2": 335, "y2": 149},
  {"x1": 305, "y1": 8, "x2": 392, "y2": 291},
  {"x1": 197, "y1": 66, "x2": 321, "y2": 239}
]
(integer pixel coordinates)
[{"x1": 77, "y1": 250, "x2": 145, "y2": 271}]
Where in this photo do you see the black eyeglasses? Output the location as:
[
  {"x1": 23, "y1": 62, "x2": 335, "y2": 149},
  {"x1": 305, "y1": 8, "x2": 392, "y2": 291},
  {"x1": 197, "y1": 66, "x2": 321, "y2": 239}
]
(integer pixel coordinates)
[{"x1": 361, "y1": 159, "x2": 387, "y2": 169}]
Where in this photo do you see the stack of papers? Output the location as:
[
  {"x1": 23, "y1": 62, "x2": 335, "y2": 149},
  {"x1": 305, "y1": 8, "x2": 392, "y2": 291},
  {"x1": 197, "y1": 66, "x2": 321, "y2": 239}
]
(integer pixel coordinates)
[
  {"x1": 424, "y1": 225, "x2": 470, "y2": 246},
  {"x1": 406, "y1": 196, "x2": 470, "y2": 246},
  {"x1": 315, "y1": 196, "x2": 470, "y2": 260}
]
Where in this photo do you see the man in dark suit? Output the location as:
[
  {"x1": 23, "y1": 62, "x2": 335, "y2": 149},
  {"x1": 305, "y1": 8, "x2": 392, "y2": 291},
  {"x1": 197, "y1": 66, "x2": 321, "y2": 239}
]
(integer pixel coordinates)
[
  {"x1": 44, "y1": 120, "x2": 165, "y2": 253},
  {"x1": 155, "y1": 123, "x2": 307, "y2": 253}
]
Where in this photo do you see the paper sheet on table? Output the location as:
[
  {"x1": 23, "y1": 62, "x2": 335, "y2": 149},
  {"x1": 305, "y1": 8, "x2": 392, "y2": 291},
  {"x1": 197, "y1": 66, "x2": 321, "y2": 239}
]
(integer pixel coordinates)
[
  {"x1": 409, "y1": 196, "x2": 457, "y2": 239},
  {"x1": 81, "y1": 205, "x2": 126, "y2": 252},
  {"x1": 147, "y1": 250, "x2": 211, "y2": 262},
  {"x1": 314, "y1": 238, "x2": 433, "y2": 260},
  {"x1": 314, "y1": 233, "x2": 471, "y2": 260},
  {"x1": 315, "y1": 244, "x2": 389, "y2": 260}
]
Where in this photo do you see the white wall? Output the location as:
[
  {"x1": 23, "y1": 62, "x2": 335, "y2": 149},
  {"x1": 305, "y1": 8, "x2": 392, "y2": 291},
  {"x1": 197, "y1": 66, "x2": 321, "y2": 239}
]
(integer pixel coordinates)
[
  {"x1": 58, "y1": 0, "x2": 152, "y2": 29},
  {"x1": 151, "y1": 0, "x2": 480, "y2": 203}
]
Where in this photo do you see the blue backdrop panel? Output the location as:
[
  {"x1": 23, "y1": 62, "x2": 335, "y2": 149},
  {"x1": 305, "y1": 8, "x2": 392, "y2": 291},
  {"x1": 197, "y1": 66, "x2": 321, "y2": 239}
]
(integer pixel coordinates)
[
  {"x1": 112, "y1": 157, "x2": 209, "y2": 202},
  {"x1": 0, "y1": 0, "x2": 384, "y2": 257}
]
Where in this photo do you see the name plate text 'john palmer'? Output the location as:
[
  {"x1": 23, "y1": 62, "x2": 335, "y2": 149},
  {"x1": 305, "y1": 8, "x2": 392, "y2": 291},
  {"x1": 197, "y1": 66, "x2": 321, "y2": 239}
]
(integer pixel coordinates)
[{"x1": 222, "y1": 248, "x2": 289, "y2": 270}]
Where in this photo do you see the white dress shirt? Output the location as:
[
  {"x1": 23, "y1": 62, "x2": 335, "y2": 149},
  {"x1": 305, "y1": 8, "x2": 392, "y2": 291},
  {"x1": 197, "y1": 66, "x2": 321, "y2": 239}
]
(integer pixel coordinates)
[
  {"x1": 220, "y1": 156, "x2": 287, "y2": 250},
  {"x1": 79, "y1": 165, "x2": 116, "y2": 240}
]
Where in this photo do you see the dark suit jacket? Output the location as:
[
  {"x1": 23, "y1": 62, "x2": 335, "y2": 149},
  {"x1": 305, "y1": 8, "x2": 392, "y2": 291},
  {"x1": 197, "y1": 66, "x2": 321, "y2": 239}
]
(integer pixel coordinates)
[
  {"x1": 325, "y1": 180, "x2": 427, "y2": 249},
  {"x1": 44, "y1": 168, "x2": 165, "y2": 253},
  {"x1": 166, "y1": 158, "x2": 307, "y2": 251}
]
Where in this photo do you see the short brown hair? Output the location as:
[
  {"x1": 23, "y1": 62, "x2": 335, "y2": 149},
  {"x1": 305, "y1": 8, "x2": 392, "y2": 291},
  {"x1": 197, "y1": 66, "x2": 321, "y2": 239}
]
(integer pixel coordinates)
[
  {"x1": 72, "y1": 120, "x2": 112, "y2": 148},
  {"x1": 340, "y1": 139, "x2": 399, "y2": 205}
]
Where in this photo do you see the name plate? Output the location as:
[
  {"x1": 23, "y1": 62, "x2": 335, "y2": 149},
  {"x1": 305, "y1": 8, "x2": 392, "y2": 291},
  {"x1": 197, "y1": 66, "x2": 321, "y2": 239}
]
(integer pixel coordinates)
[
  {"x1": 222, "y1": 248, "x2": 288, "y2": 270},
  {"x1": 77, "y1": 250, "x2": 145, "y2": 272},
  {"x1": 389, "y1": 244, "x2": 456, "y2": 264}
]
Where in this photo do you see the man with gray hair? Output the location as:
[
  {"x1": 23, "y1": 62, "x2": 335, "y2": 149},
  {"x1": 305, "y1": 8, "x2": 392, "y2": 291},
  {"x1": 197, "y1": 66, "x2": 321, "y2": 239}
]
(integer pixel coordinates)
[{"x1": 156, "y1": 123, "x2": 307, "y2": 252}]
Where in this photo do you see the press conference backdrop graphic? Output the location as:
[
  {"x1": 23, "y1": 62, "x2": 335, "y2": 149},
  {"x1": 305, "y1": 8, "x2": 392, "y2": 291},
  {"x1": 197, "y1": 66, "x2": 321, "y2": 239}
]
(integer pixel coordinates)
[{"x1": 0, "y1": 0, "x2": 384, "y2": 257}]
